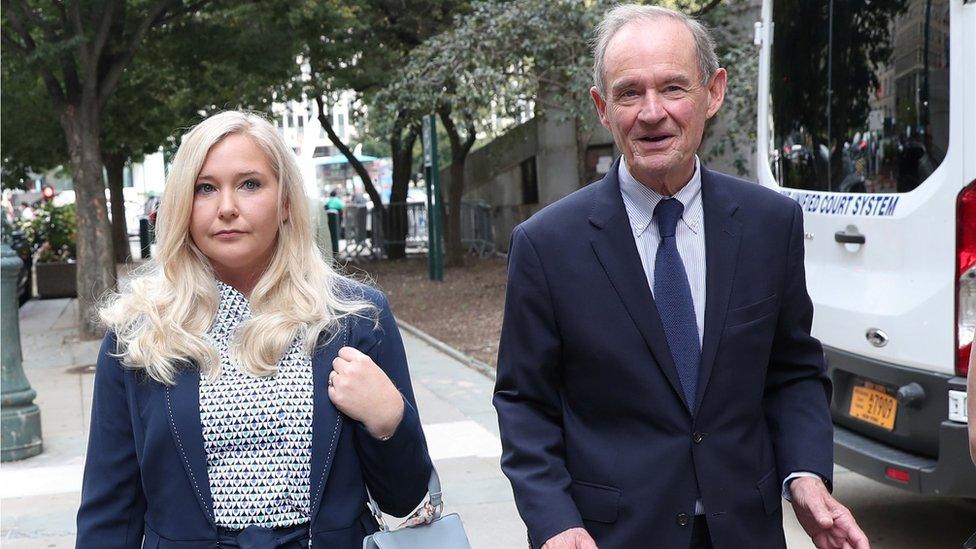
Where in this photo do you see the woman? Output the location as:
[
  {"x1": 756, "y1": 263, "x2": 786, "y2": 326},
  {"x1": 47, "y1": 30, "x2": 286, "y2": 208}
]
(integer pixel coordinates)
[{"x1": 76, "y1": 111, "x2": 432, "y2": 548}]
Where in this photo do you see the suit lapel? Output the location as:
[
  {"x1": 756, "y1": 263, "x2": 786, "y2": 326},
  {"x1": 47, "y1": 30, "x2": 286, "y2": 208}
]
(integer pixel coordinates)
[
  {"x1": 589, "y1": 159, "x2": 692, "y2": 413},
  {"x1": 308, "y1": 325, "x2": 347, "y2": 522},
  {"x1": 165, "y1": 367, "x2": 216, "y2": 528},
  {"x1": 696, "y1": 167, "x2": 742, "y2": 414}
]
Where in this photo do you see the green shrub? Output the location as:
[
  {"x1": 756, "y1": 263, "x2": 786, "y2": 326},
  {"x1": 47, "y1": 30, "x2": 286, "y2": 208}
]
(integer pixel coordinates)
[{"x1": 23, "y1": 202, "x2": 77, "y2": 263}]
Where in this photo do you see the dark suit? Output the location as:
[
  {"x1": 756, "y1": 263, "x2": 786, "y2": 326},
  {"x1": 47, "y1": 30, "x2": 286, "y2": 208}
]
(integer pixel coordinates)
[
  {"x1": 76, "y1": 285, "x2": 432, "y2": 548},
  {"x1": 494, "y1": 160, "x2": 833, "y2": 548}
]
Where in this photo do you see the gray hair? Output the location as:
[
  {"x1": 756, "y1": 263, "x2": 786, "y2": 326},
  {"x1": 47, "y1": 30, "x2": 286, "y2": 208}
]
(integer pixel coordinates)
[{"x1": 592, "y1": 4, "x2": 719, "y2": 95}]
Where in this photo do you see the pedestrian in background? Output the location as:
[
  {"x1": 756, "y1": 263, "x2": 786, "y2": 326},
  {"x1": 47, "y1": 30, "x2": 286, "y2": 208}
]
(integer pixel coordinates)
[
  {"x1": 76, "y1": 110, "x2": 432, "y2": 548},
  {"x1": 493, "y1": 5, "x2": 868, "y2": 549}
]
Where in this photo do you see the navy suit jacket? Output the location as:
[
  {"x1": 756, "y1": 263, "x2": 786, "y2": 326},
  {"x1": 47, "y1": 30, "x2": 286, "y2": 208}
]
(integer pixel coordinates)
[
  {"x1": 76, "y1": 285, "x2": 432, "y2": 548},
  {"x1": 493, "y1": 161, "x2": 833, "y2": 549}
]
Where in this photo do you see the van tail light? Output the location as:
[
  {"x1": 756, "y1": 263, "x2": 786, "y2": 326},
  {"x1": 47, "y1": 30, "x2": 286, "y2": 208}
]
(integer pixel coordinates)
[{"x1": 957, "y1": 181, "x2": 976, "y2": 376}]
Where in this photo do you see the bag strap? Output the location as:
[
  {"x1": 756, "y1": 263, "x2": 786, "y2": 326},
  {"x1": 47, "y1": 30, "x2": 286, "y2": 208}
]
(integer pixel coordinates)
[{"x1": 366, "y1": 466, "x2": 442, "y2": 532}]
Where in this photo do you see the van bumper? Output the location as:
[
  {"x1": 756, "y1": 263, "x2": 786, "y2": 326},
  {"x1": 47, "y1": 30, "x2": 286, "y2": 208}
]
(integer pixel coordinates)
[
  {"x1": 835, "y1": 418, "x2": 976, "y2": 497},
  {"x1": 827, "y1": 345, "x2": 976, "y2": 497}
]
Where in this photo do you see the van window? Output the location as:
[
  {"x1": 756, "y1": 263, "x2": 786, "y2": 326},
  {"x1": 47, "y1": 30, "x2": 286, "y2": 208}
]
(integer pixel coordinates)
[{"x1": 769, "y1": 0, "x2": 949, "y2": 193}]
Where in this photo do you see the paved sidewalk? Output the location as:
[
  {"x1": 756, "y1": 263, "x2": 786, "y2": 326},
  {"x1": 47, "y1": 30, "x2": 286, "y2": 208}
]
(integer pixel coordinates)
[{"x1": 0, "y1": 298, "x2": 525, "y2": 548}]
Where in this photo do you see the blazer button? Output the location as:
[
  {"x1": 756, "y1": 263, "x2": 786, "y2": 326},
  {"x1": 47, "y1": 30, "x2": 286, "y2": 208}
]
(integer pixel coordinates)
[
  {"x1": 676, "y1": 512, "x2": 691, "y2": 526},
  {"x1": 693, "y1": 431, "x2": 706, "y2": 444}
]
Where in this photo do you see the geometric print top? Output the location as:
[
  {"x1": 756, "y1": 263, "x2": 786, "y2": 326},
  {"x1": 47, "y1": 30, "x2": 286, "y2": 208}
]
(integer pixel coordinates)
[{"x1": 199, "y1": 281, "x2": 314, "y2": 529}]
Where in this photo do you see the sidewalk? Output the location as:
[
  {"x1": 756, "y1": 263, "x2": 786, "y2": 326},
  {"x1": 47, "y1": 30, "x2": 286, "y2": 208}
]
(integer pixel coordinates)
[{"x1": 0, "y1": 298, "x2": 525, "y2": 548}]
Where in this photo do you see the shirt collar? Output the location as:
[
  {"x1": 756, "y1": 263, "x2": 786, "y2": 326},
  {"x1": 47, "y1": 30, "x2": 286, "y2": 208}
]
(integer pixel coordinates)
[
  {"x1": 618, "y1": 156, "x2": 703, "y2": 237},
  {"x1": 210, "y1": 280, "x2": 251, "y2": 337}
]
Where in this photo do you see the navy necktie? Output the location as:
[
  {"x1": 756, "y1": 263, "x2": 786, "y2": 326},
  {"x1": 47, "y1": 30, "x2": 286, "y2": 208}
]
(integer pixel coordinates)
[{"x1": 653, "y1": 198, "x2": 701, "y2": 409}]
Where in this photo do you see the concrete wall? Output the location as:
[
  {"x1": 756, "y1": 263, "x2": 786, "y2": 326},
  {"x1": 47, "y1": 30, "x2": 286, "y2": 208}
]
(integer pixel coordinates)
[{"x1": 442, "y1": 113, "x2": 615, "y2": 253}]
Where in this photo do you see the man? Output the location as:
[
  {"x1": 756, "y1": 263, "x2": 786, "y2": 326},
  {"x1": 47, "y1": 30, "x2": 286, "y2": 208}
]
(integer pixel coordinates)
[{"x1": 493, "y1": 5, "x2": 869, "y2": 549}]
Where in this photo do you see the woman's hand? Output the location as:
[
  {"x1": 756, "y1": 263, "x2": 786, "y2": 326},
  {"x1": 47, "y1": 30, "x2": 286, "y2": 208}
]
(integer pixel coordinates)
[{"x1": 328, "y1": 346, "x2": 405, "y2": 439}]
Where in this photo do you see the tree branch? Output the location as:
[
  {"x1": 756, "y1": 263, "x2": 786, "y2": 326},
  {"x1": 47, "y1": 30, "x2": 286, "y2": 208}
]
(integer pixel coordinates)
[
  {"x1": 89, "y1": 1, "x2": 120, "y2": 71},
  {"x1": 0, "y1": 30, "x2": 30, "y2": 55},
  {"x1": 315, "y1": 94, "x2": 382, "y2": 209},
  {"x1": 156, "y1": 0, "x2": 210, "y2": 26},
  {"x1": 68, "y1": 0, "x2": 89, "y2": 74},
  {"x1": 16, "y1": 1, "x2": 59, "y2": 45},
  {"x1": 96, "y1": 0, "x2": 175, "y2": 110},
  {"x1": 5, "y1": 1, "x2": 39, "y2": 53},
  {"x1": 692, "y1": 0, "x2": 724, "y2": 17}
]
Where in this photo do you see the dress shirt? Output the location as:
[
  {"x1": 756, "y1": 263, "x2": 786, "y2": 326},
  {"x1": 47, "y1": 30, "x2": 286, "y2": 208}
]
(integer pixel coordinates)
[{"x1": 618, "y1": 158, "x2": 820, "y2": 513}]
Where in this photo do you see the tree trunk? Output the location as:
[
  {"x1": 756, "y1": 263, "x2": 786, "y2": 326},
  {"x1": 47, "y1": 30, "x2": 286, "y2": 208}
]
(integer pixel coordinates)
[
  {"x1": 384, "y1": 122, "x2": 420, "y2": 260},
  {"x1": 61, "y1": 106, "x2": 117, "y2": 339},
  {"x1": 315, "y1": 96, "x2": 382, "y2": 208},
  {"x1": 438, "y1": 109, "x2": 475, "y2": 268},
  {"x1": 104, "y1": 152, "x2": 132, "y2": 264}
]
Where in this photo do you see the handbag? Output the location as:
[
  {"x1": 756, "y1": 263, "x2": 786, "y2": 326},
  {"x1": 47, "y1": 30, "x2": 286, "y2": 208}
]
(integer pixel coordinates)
[{"x1": 362, "y1": 467, "x2": 472, "y2": 549}]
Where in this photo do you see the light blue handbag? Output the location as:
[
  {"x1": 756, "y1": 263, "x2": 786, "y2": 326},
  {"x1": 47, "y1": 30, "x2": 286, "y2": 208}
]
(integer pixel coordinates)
[{"x1": 362, "y1": 467, "x2": 472, "y2": 549}]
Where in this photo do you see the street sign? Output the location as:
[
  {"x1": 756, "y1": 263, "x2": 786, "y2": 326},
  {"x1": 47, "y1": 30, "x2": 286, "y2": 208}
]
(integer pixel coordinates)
[{"x1": 423, "y1": 116, "x2": 433, "y2": 168}]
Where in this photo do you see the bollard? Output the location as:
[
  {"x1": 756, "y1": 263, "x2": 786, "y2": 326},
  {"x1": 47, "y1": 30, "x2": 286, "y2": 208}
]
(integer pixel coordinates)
[
  {"x1": 326, "y1": 210, "x2": 340, "y2": 257},
  {"x1": 1, "y1": 243, "x2": 42, "y2": 461},
  {"x1": 139, "y1": 218, "x2": 152, "y2": 259}
]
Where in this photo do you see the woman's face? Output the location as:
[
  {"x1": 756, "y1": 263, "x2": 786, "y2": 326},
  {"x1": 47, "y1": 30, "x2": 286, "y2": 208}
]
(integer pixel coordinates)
[{"x1": 189, "y1": 133, "x2": 286, "y2": 282}]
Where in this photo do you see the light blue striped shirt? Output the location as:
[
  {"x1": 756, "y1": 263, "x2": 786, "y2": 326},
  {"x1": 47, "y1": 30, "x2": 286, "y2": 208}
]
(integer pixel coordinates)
[{"x1": 618, "y1": 156, "x2": 706, "y2": 347}]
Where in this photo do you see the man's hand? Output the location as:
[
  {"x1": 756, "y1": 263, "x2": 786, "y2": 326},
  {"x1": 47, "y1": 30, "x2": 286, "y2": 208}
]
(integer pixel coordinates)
[
  {"x1": 542, "y1": 527, "x2": 598, "y2": 549},
  {"x1": 790, "y1": 477, "x2": 870, "y2": 549}
]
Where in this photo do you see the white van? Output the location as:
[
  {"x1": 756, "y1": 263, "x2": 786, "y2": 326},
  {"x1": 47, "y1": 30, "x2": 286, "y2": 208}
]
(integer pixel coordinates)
[{"x1": 754, "y1": 0, "x2": 976, "y2": 496}]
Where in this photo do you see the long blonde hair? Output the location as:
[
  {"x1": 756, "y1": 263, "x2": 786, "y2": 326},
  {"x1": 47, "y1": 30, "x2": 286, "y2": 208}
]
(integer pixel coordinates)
[{"x1": 100, "y1": 111, "x2": 375, "y2": 385}]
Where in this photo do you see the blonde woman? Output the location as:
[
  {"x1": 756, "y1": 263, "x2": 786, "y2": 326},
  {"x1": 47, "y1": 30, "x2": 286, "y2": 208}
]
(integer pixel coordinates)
[{"x1": 76, "y1": 111, "x2": 432, "y2": 548}]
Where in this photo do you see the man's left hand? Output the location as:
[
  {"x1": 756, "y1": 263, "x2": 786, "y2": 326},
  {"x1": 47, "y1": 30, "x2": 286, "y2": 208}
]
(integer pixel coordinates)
[{"x1": 790, "y1": 476, "x2": 870, "y2": 549}]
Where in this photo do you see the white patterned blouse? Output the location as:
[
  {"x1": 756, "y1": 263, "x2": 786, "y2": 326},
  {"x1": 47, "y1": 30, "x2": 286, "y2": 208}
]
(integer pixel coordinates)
[{"x1": 199, "y1": 282, "x2": 314, "y2": 530}]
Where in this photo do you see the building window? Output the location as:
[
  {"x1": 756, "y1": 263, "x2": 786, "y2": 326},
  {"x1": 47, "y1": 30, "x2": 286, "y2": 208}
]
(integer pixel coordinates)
[{"x1": 520, "y1": 157, "x2": 538, "y2": 205}]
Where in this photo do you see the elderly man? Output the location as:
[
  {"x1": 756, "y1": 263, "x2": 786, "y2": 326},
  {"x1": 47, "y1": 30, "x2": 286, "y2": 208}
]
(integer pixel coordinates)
[{"x1": 493, "y1": 5, "x2": 869, "y2": 549}]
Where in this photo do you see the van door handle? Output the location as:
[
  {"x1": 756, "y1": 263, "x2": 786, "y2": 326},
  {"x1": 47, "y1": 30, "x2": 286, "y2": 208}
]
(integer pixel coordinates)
[{"x1": 834, "y1": 226, "x2": 865, "y2": 244}]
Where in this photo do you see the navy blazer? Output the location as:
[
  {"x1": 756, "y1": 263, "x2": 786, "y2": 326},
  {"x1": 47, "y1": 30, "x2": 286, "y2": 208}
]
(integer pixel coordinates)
[
  {"x1": 76, "y1": 285, "x2": 432, "y2": 548},
  {"x1": 494, "y1": 161, "x2": 833, "y2": 549}
]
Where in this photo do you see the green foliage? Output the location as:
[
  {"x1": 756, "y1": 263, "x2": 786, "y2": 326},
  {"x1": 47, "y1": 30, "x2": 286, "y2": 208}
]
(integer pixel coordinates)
[
  {"x1": 1, "y1": 55, "x2": 68, "y2": 189},
  {"x1": 699, "y1": 0, "x2": 759, "y2": 175},
  {"x1": 18, "y1": 202, "x2": 78, "y2": 263}
]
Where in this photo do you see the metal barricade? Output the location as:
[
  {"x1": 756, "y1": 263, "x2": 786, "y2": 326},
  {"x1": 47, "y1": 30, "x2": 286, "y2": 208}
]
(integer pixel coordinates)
[{"x1": 334, "y1": 200, "x2": 494, "y2": 260}]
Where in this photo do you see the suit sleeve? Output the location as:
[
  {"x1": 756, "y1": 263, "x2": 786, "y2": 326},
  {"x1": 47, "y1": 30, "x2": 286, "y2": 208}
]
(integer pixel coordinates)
[
  {"x1": 763, "y1": 202, "x2": 834, "y2": 490},
  {"x1": 355, "y1": 291, "x2": 433, "y2": 518},
  {"x1": 494, "y1": 226, "x2": 582, "y2": 548},
  {"x1": 76, "y1": 333, "x2": 146, "y2": 548}
]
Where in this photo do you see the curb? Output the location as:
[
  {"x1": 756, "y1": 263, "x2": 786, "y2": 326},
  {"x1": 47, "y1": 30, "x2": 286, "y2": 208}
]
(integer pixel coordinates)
[{"x1": 395, "y1": 319, "x2": 496, "y2": 381}]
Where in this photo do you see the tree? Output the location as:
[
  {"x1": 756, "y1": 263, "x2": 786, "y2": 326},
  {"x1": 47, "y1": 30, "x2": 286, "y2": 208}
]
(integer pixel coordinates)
[
  {"x1": 2, "y1": 0, "x2": 213, "y2": 337},
  {"x1": 290, "y1": 0, "x2": 468, "y2": 259},
  {"x1": 1, "y1": 55, "x2": 68, "y2": 189},
  {"x1": 99, "y1": 1, "x2": 299, "y2": 262}
]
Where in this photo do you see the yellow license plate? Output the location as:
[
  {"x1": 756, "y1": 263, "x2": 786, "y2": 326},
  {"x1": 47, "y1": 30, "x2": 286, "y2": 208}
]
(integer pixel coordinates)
[{"x1": 849, "y1": 385, "x2": 897, "y2": 430}]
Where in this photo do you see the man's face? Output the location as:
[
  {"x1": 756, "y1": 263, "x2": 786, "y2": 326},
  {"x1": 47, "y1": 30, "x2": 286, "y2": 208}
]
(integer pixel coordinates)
[{"x1": 591, "y1": 19, "x2": 726, "y2": 193}]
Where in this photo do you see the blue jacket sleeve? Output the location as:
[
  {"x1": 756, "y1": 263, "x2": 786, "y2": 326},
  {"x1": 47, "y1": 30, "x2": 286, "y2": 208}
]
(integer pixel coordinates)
[
  {"x1": 76, "y1": 333, "x2": 146, "y2": 548},
  {"x1": 354, "y1": 291, "x2": 433, "y2": 518},
  {"x1": 493, "y1": 226, "x2": 583, "y2": 548},
  {"x1": 763, "y1": 202, "x2": 835, "y2": 489}
]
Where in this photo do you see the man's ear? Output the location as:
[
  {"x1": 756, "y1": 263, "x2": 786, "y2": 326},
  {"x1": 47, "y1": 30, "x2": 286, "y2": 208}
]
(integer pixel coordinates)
[
  {"x1": 590, "y1": 86, "x2": 611, "y2": 129},
  {"x1": 705, "y1": 68, "x2": 728, "y2": 119}
]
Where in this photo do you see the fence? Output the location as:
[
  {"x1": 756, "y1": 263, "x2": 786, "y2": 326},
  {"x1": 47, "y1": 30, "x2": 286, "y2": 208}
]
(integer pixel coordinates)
[{"x1": 332, "y1": 201, "x2": 494, "y2": 260}]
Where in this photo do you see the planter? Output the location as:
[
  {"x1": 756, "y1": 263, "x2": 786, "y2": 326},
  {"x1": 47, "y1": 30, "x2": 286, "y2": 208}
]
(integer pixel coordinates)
[{"x1": 34, "y1": 261, "x2": 77, "y2": 299}]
